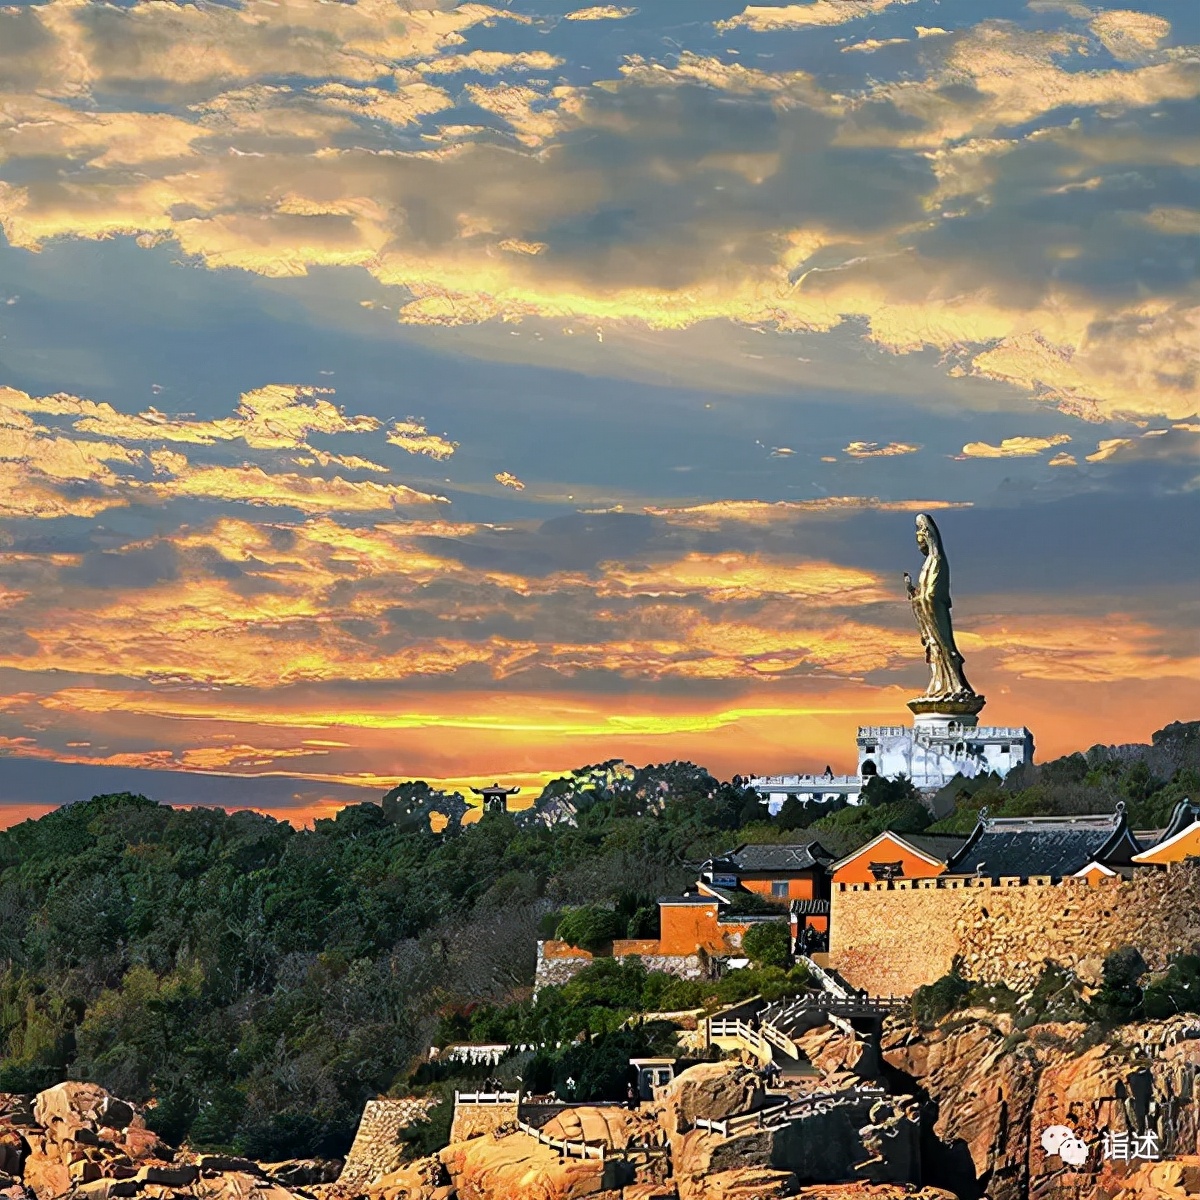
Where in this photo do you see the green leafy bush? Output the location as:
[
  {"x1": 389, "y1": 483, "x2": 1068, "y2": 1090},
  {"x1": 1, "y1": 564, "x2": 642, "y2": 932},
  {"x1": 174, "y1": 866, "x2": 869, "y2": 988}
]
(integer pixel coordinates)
[
  {"x1": 741, "y1": 922, "x2": 791, "y2": 969},
  {"x1": 555, "y1": 907, "x2": 626, "y2": 952},
  {"x1": 911, "y1": 970, "x2": 971, "y2": 1028}
]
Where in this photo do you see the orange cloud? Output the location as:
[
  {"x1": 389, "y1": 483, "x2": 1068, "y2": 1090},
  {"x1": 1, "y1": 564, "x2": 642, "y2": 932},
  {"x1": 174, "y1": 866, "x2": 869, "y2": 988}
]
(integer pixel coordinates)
[
  {"x1": 959, "y1": 434, "x2": 1072, "y2": 459},
  {"x1": 645, "y1": 497, "x2": 971, "y2": 528},
  {"x1": 843, "y1": 441, "x2": 921, "y2": 458},
  {"x1": 715, "y1": 2, "x2": 916, "y2": 32}
]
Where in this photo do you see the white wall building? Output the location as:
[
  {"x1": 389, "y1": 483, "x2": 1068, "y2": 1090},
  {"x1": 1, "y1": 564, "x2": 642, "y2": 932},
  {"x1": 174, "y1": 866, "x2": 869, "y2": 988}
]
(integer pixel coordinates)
[{"x1": 749, "y1": 712, "x2": 1034, "y2": 814}]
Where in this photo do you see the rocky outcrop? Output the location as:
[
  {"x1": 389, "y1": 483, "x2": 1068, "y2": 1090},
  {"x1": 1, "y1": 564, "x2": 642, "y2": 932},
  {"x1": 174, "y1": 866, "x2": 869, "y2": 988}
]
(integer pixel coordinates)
[
  {"x1": 438, "y1": 1131, "x2": 604, "y2": 1200},
  {"x1": 883, "y1": 1009, "x2": 1200, "y2": 1200},
  {"x1": 0, "y1": 1082, "x2": 316, "y2": 1200},
  {"x1": 657, "y1": 1063, "x2": 764, "y2": 1137}
]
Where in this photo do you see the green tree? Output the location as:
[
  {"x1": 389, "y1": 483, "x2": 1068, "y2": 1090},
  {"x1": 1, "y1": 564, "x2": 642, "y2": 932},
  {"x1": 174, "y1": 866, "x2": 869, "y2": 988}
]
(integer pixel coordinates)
[
  {"x1": 741, "y1": 922, "x2": 791, "y2": 969},
  {"x1": 555, "y1": 907, "x2": 625, "y2": 952}
]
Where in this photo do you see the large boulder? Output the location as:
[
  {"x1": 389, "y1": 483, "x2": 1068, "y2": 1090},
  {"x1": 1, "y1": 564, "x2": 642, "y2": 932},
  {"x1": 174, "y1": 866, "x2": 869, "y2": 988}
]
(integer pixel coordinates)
[
  {"x1": 658, "y1": 1064, "x2": 764, "y2": 1137},
  {"x1": 33, "y1": 1086, "x2": 133, "y2": 1139},
  {"x1": 439, "y1": 1128, "x2": 605, "y2": 1200}
]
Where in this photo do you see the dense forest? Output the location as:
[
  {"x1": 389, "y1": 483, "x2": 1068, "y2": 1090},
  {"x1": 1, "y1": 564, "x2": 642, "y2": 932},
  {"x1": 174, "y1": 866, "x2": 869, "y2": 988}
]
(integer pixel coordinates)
[{"x1": 0, "y1": 723, "x2": 1195, "y2": 1159}]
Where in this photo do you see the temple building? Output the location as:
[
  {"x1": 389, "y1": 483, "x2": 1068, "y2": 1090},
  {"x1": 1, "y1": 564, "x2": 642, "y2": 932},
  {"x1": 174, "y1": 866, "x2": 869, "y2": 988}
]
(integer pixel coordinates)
[
  {"x1": 828, "y1": 832, "x2": 966, "y2": 886},
  {"x1": 748, "y1": 514, "x2": 1034, "y2": 812},
  {"x1": 944, "y1": 806, "x2": 1143, "y2": 882},
  {"x1": 1132, "y1": 800, "x2": 1200, "y2": 867},
  {"x1": 471, "y1": 783, "x2": 520, "y2": 813}
]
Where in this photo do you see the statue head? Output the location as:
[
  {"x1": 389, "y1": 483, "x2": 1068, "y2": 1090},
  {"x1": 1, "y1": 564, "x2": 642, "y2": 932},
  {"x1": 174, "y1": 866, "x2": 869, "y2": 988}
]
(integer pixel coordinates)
[{"x1": 915, "y1": 512, "x2": 944, "y2": 557}]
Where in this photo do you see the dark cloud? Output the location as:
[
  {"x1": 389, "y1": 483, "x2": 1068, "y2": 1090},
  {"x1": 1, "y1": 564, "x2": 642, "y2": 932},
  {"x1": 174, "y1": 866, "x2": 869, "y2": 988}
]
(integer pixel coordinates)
[
  {"x1": 63, "y1": 541, "x2": 181, "y2": 589},
  {"x1": 0, "y1": 757, "x2": 378, "y2": 814}
]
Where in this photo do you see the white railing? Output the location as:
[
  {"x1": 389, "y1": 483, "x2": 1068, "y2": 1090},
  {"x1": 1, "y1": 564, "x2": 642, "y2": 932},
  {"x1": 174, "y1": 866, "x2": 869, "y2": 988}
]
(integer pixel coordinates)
[
  {"x1": 517, "y1": 1118, "x2": 606, "y2": 1161},
  {"x1": 707, "y1": 1018, "x2": 771, "y2": 1063},
  {"x1": 694, "y1": 1085, "x2": 889, "y2": 1138},
  {"x1": 760, "y1": 1020, "x2": 800, "y2": 1059},
  {"x1": 454, "y1": 1091, "x2": 520, "y2": 1105}
]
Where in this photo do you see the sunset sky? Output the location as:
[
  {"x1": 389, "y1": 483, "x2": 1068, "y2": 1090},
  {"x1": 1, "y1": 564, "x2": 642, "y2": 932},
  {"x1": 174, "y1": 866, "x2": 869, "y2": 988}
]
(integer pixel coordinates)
[{"x1": 1, "y1": 0, "x2": 1198, "y2": 827}]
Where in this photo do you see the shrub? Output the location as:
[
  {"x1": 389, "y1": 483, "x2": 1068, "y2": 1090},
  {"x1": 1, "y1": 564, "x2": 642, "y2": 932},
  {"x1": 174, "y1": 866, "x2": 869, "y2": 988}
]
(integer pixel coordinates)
[
  {"x1": 742, "y1": 922, "x2": 791, "y2": 969},
  {"x1": 626, "y1": 906, "x2": 659, "y2": 940},
  {"x1": 1142, "y1": 954, "x2": 1200, "y2": 1020},
  {"x1": 1091, "y1": 945, "x2": 1147, "y2": 1024},
  {"x1": 555, "y1": 907, "x2": 625, "y2": 952},
  {"x1": 911, "y1": 970, "x2": 970, "y2": 1028}
]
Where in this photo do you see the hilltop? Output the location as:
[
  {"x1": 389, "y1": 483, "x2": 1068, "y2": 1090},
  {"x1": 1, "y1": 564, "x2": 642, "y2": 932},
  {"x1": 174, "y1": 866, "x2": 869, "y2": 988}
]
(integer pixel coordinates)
[{"x1": 0, "y1": 727, "x2": 1194, "y2": 1161}]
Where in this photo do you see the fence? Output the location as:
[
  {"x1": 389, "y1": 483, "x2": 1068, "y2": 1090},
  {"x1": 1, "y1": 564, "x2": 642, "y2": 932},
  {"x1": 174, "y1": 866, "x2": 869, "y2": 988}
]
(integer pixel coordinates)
[
  {"x1": 707, "y1": 1018, "x2": 771, "y2": 1062},
  {"x1": 759, "y1": 993, "x2": 905, "y2": 1028},
  {"x1": 453, "y1": 1091, "x2": 521, "y2": 1105},
  {"x1": 693, "y1": 1085, "x2": 888, "y2": 1138},
  {"x1": 516, "y1": 1118, "x2": 606, "y2": 1161}
]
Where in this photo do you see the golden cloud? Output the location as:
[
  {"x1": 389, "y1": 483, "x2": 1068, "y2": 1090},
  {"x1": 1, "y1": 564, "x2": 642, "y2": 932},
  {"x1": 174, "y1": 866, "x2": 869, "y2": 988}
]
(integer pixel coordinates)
[
  {"x1": 715, "y1": 1, "x2": 916, "y2": 32},
  {"x1": 565, "y1": 6, "x2": 638, "y2": 19},
  {"x1": 386, "y1": 420, "x2": 458, "y2": 460},
  {"x1": 3, "y1": 383, "x2": 381, "y2": 450},
  {"x1": 1090, "y1": 10, "x2": 1171, "y2": 59},
  {"x1": 0, "y1": 1, "x2": 1196, "y2": 426},
  {"x1": 959, "y1": 434, "x2": 1072, "y2": 458},
  {"x1": 417, "y1": 50, "x2": 563, "y2": 76},
  {"x1": 1084, "y1": 427, "x2": 1200, "y2": 464},
  {"x1": 644, "y1": 497, "x2": 971, "y2": 528},
  {"x1": 843, "y1": 441, "x2": 921, "y2": 458},
  {"x1": 495, "y1": 471, "x2": 526, "y2": 490},
  {"x1": 141, "y1": 452, "x2": 447, "y2": 513},
  {"x1": 596, "y1": 553, "x2": 888, "y2": 604}
]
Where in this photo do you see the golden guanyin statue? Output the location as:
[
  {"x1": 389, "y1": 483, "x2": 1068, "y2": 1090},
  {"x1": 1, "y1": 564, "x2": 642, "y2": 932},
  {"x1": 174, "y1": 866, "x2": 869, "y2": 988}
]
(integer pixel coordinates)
[{"x1": 904, "y1": 513, "x2": 984, "y2": 716}]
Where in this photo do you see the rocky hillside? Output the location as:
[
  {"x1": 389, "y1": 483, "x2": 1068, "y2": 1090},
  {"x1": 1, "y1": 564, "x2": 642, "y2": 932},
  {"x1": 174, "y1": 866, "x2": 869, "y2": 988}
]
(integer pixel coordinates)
[
  {"x1": 0, "y1": 1083, "x2": 339, "y2": 1200},
  {"x1": 884, "y1": 1009, "x2": 1200, "y2": 1200}
]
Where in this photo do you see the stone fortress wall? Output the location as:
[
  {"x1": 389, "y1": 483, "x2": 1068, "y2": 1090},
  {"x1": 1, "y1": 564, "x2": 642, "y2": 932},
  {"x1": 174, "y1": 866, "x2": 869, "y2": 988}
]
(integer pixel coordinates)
[
  {"x1": 338, "y1": 1097, "x2": 440, "y2": 1188},
  {"x1": 830, "y1": 859, "x2": 1200, "y2": 995},
  {"x1": 448, "y1": 1096, "x2": 520, "y2": 1145}
]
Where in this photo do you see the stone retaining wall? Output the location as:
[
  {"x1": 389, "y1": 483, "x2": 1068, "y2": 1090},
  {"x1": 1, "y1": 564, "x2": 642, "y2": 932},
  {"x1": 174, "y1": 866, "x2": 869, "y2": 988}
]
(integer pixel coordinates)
[
  {"x1": 534, "y1": 940, "x2": 703, "y2": 992},
  {"x1": 448, "y1": 1098, "x2": 520, "y2": 1144},
  {"x1": 830, "y1": 862, "x2": 1200, "y2": 995},
  {"x1": 338, "y1": 1097, "x2": 438, "y2": 1187}
]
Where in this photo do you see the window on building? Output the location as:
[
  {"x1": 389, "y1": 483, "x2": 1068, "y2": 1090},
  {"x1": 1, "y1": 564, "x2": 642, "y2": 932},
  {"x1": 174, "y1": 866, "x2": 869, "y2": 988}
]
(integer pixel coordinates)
[
  {"x1": 865, "y1": 743, "x2": 877, "y2": 753},
  {"x1": 1000, "y1": 744, "x2": 1010, "y2": 754},
  {"x1": 771, "y1": 881, "x2": 789, "y2": 899}
]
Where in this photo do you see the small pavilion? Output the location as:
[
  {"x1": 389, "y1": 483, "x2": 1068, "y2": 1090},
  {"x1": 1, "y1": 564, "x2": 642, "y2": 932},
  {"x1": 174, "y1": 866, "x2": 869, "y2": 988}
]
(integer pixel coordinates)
[{"x1": 471, "y1": 783, "x2": 521, "y2": 813}]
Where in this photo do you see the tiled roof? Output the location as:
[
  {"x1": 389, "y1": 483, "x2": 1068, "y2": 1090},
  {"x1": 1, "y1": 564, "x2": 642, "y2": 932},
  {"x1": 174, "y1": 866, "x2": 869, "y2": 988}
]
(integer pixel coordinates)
[
  {"x1": 726, "y1": 842, "x2": 834, "y2": 872},
  {"x1": 946, "y1": 811, "x2": 1140, "y2": 880},
  {"x1": 1157, "y1": 801, "x2": 1200, "y2": 844},
  {"x1": 900, "y1": 834, "x2": 967, "y2": 863}
]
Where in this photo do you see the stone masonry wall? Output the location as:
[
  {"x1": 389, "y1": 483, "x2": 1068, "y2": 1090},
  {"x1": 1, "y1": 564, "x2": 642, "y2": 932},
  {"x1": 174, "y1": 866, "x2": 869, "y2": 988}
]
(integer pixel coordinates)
[
  {"x1": 534, "y1": 940, "x2": 703, "y2": 992},
  {"x1": 830, "y1": 861, "x2": 1200, "y2": 995},
  {"x1": 533, "y1": 941, "x2": 593, "y2": 994},
  {"x1": 338, "y1": 1097, "x2": 439, "y2": 1188},
  {"x1": 448, "y1": 1098, "x2": 519, "y2": 1145}
]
